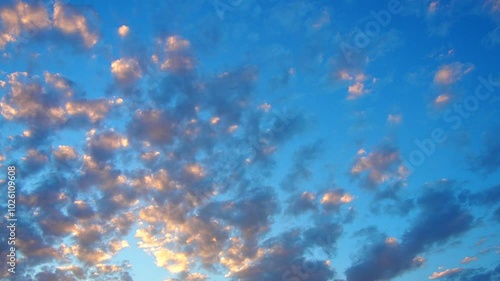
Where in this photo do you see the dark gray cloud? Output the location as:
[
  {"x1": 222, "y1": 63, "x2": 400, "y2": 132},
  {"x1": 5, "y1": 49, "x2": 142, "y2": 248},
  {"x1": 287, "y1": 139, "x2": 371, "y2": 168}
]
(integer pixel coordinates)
[
  {"x1": 230, "y1": 229, "x2": 336, "y2": 281},
  {"x1": 468, "y1": 126, "x2": 500, "y2": 174},
  {"x1": 281, "y1": 140, "x2": 324, "y2": 191},
  {"x1": 286, "y1": 191, "x2": 318, "y2": 216},
  {"x1": 345, "y1": 180, "x2": 474, "y2": 281}
]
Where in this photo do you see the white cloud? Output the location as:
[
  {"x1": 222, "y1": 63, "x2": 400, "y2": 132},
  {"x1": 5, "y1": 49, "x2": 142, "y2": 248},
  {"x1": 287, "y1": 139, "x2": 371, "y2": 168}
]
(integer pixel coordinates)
[
  {"x1": 111, "y1": 58, "x2": 142, "y2": 82},
  {"x1": 53, "y1": 145, "x2": 78, "y2": 160},
  {"x1": 53, "y1": 1, "x2": 98, "y2": 47},
  {"x1": 0, "y1": 2, "x2": 51, "y2": 49},
  {"x1": 118, "y1": 25, "x2": 129, "y2": 37},
  {"x1": 434, "y1": 62, "x2": 474, "y2": 85}
]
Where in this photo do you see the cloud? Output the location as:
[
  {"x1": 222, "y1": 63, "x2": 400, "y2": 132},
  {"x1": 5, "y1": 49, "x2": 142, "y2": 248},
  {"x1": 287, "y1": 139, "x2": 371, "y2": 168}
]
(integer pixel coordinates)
[
  {"x1": 67, "y1": 200, "x2": 95, "y2": 219},
  {"x1": 186, "y1": 273, "x2": 208, "y2": 281},
  {"x1": 387, "y1": 114, "x2": 403, "y2": 125},
  {"x1": 346, "y1": 73, "x2": 372, "y2": 100},
  {"x1": 320, "y1": 189, "x2": 354, "y2": 213},
  {"x1": 485, "y1": 0, "x2": 500, "y2": 11},
  {"x1": 153, "y1": 248, "x2": 189, "y2": 273},
  {"x1": 53, "y1": 145, "x2": 78, "y2": 161},
  {"x1": 286, "y1": 191, "x2": 317, "y2": 216},
  {"x1": 468, "y1": 126, "x2": 500, "y2": 174},
  {"x1": 65, "y1": 99, "x2": 111, "y2": 123},
  {"x1": 53, "y1": 1, "x2": 98, "y2": 47},
  {"x1": 118, "y1": 25, "x2": 129, "y2": 37},
  {"x1": 44, "y1": 72, "x2": 74, "y2": 94},
  {"x1": 0, "y1": 72, "x2": 67, "y2": 125},
  {"x1": 131, "y1": 169, "x2": 173, "y2": 191},
  {"x1": 303, "y1": 221, "x2": 343, "y2": 256},
  {"x1": 436, "y1": 264, "x2": 500, "y2": 281},
  {"x1": 461, "y1": 256, "x2": 478, "y2": 264},
  {"x1": 345, "y1": 180, "x2": 474, "y2": 281},
  {"x1": 200, "y1": 187, "x2": 279, "y2": 241},
  {"x1": 0, "y1": 1, "x2": 102, "y2": 50},
  {"x1": 0, "y1": 1, "x2": 51, "y2": 49},
  {"x1": 165, "y1": 35, "x2": 190, "y2": 51},
  {"x1": 111, "y1": 57, "x2": 142, "y2": 83},
  {"x1": 434, "y1": 62, "x2": 474, "y2": 85},
  {"x1": 482, "y1": 26, "x2": 500, "y2": 48},
  {"x1": 225, "y1": 229, "x2": 336, "y2": 281},
  {"x1": 429, "y1": 268, "x2": 463, "y2": 279},
  {"x1": 22, "y1": 148, "x2": 49, "y2": 172},
  {"x1": 0, "y1": 71, "x2": 117, "y2": 150},
  {"x1": 428, "y1": 1, "x2": 439, "y2": 14},
  {"x1": 371, "y1": 181, "x2": 414, "y2": 216},
  {"x1": 127, "y1": 109, "x2": 176, "y2": 145},
  {"x1": 281, "y1": 141, "x2": 323, "y2": 191},
  {"x1": 350, "y1": 143, "x2": 407, "y2": 189},
  {"x1": 87, "y1": 130, "x2": 128, "y2": 161},
  {"x1": 434, "y1": 93, "x2": 451, "y2": 106},
  {"x1": 155, "y1": 35, "x2": 194, "y2": 73}
]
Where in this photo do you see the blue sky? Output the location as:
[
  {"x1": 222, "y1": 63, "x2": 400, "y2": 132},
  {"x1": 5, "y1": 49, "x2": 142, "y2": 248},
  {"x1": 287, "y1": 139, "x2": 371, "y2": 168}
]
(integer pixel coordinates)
[{"x1": 0, "y1": 0, "x2": 499, "y2": 280}]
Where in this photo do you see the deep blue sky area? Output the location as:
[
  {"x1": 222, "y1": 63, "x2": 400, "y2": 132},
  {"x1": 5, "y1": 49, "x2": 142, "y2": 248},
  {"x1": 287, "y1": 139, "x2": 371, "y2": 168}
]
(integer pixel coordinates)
[{"x1": 0, "y1": 0, "x2": 499, "y2": 281}]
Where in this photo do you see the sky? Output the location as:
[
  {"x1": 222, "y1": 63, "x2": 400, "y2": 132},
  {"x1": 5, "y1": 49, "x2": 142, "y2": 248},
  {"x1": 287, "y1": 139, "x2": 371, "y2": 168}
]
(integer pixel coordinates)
[{"x1": 0, "y1": 0, "x2": 499, "y2": 280}]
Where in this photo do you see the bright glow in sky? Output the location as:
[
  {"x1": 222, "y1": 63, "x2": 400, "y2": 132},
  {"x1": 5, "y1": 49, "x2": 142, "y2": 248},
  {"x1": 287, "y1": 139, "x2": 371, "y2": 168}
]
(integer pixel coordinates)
[{"x1": 0, "y1": 0, "x2": 499, "y2": 280}]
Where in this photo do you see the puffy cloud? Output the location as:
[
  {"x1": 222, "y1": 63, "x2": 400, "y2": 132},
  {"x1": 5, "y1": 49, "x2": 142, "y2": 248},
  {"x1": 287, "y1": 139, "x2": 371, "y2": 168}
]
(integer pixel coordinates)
[
  {"x1": 65, "y1": 99, "x2": 110, "y2": 122},
  {"x1": 434, "y1": 62, "x2": 474, "y2": 85},
  {"x1": 67, "y1": 200, "x2": 95, "y2": 219},
  {"x1": 111, "y1": 58, "x2": 142, "y2": 83},
  {"x1": 131, "y1": 169, "x2": 173, "y2": 191},
  {"x1": 53, "y1": 1, "x2": 98, "y2": 47},
  {"x1": 203, "y1": 188, "x2": 279, "y2": 240},
  {"x1": 141, "y1": 151, "x2": 160, "y2": 162},
  {"x1": 303, "y1": 222, "x2": 343, "y2": 255},
  {"x1": 348, "y1": 82, "x2": 364, "y2": 96},
  {"x1": 128, "y1": 109, "x2": 175, "y2": 145},
  {"x1": 186, "y1": 273, "x2": 208, "y2": 281},
  {"x1": 0, "y1": 1, "x2": 103, "y2": 50},
  {"x1": 70, "y1": 244, "x2": 112, "y2": 264},
  {"x1": 161, "y1": 56, "x2": 194, "y2": 73},
  {"x1": 22, "y1": 148, "x2": 48, "y2": 171},
  {"x1": 118, "y1": 25, "x2": 129, "y2": 37},
  {"x1": 154, "y1": 248, "x2": 189, "y2": 273},
  {"x1": 155, "y1": 35, "x2": 194, "y2": 73},
  {"x1": 0, "y1": 1, "x2": 51, "y2": 49},
  {"x1": 286, "y1": 191, "x2": 317, "y2": 216},
  {"x1": 44, "y1": 72, "x2": 73, "y2": 95},
  {"x1": 320, "y1": 189, "x2": 354, "y2": 213},
  {"x1": 165, "y1": 35, "x2": 190, "y2": 51},
  {"x1": 87, "y1": 130, "x2": 128, "y2": 161},
  {"x1": 0, "y1": 72, "x2": 67, "y2": 126},
  {"x1": 350, "y1": 144, "x2": 406, "y2": 189},
  {"x1": 281, "y1": 141, "x2": 323, "y2": 191},
  {"x1": 347, "y1": 73, "x2": 371, "y2": 100}
]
